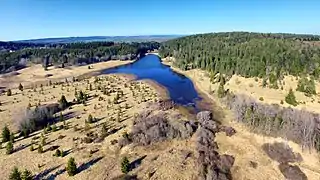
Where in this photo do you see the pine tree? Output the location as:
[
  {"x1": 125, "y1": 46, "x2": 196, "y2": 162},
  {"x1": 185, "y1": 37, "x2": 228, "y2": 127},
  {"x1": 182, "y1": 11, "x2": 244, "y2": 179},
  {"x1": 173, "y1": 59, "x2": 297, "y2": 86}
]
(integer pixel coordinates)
[
  {"x1": 30, "y1": 144, "x2": 34, "y2": 151},
  {"x1": 285, "y1": 89, "x2": 298, "y2": 106},
  {"x1": 21, "y1": 169, "x2": 33, "y2": 180},
  {"x1": 87, "y1": 114, "x2": 94, "y2": 123},
  {"x1": 2, "y1": 125, "x2": 11, "y2": 142},
  {"x1": 58, "y1": 95, "x2": 68, "y2": 109},
  {"x1": 217, "y1": 84, "x2": 226, "y2": 98},
  {"x1": 6, "y1": 140, "x2": 14, "y2": 154},
  {"x1": 59, "y1": 112, "x2": 64, "y2": 122},
  {"x1": 54, "y1": 149, "x2": 61, "y2": 157},
  {"x1": 121, "y1": 156, "x2": 130, "y2": 174},
  {"x1": 38, "y1": 144, "x2": 43, "y2": 153},
  {"x1": 10, "y1": 132, "x2": 15, "y2": 143},
  {"x1": 9, "y1": 167, "x2": 21, "y2": 180},
  {"x1": 66, "y1": 157, "x2": 77, "y2": 176}
]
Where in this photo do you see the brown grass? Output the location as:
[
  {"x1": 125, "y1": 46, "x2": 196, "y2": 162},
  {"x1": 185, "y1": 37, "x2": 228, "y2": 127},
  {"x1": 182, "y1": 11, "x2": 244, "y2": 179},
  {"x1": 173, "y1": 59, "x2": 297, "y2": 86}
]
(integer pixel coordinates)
[{"x1": 162, "y1": 59, "x2": 320, "y2": 180}]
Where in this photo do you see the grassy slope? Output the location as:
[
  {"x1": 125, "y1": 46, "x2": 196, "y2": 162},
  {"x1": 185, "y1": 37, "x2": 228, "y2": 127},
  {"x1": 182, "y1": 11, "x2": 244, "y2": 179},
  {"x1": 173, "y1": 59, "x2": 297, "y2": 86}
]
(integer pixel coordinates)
[
  {"x1": 0, "y1": 71, "x2": 199, "y2": 179},
  {"x1": 162, "y1": 58, "x2": 320, "y2": 180}
]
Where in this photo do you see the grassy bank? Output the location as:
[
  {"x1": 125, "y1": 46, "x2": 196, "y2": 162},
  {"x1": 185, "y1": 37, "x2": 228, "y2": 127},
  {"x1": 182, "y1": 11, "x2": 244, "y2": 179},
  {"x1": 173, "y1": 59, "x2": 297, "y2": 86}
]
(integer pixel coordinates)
[{"x1": 162, "y1": 58, "x2": 320, "y2": 180}]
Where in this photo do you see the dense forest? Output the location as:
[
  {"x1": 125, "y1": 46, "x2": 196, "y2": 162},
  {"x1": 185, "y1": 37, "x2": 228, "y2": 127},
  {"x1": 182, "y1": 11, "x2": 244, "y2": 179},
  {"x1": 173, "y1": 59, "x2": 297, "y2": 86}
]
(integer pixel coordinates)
[
  {"x1": 0, "y1": 41, "x2": 160, "y2": 73},
  {"x1": 159, "y1": 32, "x2": 320, "y2": 79},
  {"x1": 160, "y1": 32, "x2": 320, "y2": 151}
]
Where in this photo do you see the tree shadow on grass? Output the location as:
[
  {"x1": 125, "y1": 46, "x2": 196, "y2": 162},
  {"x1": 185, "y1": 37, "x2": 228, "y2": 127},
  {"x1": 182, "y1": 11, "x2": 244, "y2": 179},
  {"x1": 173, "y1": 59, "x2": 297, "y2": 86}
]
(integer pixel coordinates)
[
  {"x1": 44, "y1": 145, "x2": 60, "y2": 153},
  {"x1": 14, "y1": 130, "x2": 42, "y2": 143},
  {"x1": 62, "y1": 148, "x2": 73, "y2": 157},
  {"x1": 34, "y1": 165, "x2": 61, "y2": 180},
  {"x1": 46, "y1": 168, "x2": 66, "y2": 180},
  {"x1": 110, "y1": 174, "x2": 138, "y2": 180},
  {"x1": 129, "y1": 155, "x2": 147, "y2": 171},
  {"x1": 13, "y1": 142, "x2": 32, "y2": 153},
  {"x1": 45, "y1": 138, "x2": 57, "y2": 146},
  {"x1": 54, "y1": 111, "x2": 77, "y2": 122},
  {"x1": 77, "y1": 156, "x2": 104, "y2": 173}
]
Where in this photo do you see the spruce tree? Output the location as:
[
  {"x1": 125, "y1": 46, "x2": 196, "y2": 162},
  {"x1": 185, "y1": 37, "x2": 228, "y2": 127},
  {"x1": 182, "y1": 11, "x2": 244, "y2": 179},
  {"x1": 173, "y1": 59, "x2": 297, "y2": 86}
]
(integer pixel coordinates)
[
  {"x1": 121, "y1": 156, "x2": 130, "y2": 174},
  {"x1": 21, "y1": 169, "x2": 33, "y2": 180},
  {"x1": 38, "y1": 144, "x2": 43, "y2": 154},
  {"x1": 9, "y1": 167, "x2": 21, "y2": 180},
  {"x1": 58, "y1": 95, "x2": 68, "y2": 109},
  {"x1": 66, "y1": 157, "x2": 77, "y2": 176},
  {"x1": 285, "y1": 89, "x2": 298, "y2": 106},
  {"x1": 6, "y1": 140, "x2": 14, "y2": 154},
  {"x1": 2, "y1": 125, "x2": 10, "y2": 142},
  {"x1": 87, "y1": 114, "x2": 94, "y2": 123}
]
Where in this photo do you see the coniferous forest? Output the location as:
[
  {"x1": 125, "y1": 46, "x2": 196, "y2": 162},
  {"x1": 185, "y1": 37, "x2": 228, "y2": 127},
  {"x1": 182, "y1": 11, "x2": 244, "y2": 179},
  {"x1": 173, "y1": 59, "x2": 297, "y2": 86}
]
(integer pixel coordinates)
[
  {"x1": 159, "y1": 32, "x2": 320, "y2": 79},
  {"x1": 0, "y1": 41, "x2": 160, "y2": 73}
]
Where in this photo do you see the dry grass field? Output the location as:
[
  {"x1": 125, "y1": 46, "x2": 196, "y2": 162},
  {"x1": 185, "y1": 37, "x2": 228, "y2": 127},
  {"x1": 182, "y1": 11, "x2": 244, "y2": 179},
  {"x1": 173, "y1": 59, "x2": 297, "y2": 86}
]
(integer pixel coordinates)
[
  {"x1": 163, "y1": 58, "x2": 320, "y2": 180},
  {"x1": 0, "y1": 59, "x2": 209, "y2": 180},
  {"x1": 2, "y1": 58, "x2": 320, "y2": 180},
  {"x1": 0, "y1": 60, "x2": 133, "y2": 89}
]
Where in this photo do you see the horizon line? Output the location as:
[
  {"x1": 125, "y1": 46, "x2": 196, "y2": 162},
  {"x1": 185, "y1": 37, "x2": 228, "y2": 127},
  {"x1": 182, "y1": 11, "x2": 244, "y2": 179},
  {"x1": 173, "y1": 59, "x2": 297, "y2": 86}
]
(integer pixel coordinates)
[{"x1": 5, "y1": 31, "x2": 320, "y2": 42}]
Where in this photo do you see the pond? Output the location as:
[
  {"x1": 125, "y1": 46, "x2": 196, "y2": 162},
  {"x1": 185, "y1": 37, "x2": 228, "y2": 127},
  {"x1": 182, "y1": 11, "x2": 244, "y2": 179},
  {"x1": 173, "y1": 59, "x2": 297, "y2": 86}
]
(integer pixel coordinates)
[{"x1": 102, "y1": 54, "x2": 201, "y2": 108}]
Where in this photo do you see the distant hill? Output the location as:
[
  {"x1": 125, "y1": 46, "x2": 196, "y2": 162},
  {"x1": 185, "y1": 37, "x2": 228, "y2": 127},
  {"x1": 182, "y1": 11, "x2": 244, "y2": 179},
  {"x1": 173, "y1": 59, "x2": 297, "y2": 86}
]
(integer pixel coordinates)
[{"x1": 14, "y1": 35, "x2": 184, "y2": 44}]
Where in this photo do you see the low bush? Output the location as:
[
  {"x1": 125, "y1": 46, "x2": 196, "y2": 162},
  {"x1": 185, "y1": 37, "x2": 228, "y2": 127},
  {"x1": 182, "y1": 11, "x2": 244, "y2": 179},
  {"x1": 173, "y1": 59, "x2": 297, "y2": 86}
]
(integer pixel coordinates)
[
  {"x1": 16, "y1": 103, "x2": 60, "y2": 137},
  {"x1": 119, "y1": 112, "x2": 196, "y2": 147},
  {"x1": 285, "y1": 89, "x2": 298, "y2": 106},
  {"x1": 223, "y1": 93, "x2": 320, "y2": 151},
  {"x1": 296, "y1": 77, "x2": 316, "y2": 96}
]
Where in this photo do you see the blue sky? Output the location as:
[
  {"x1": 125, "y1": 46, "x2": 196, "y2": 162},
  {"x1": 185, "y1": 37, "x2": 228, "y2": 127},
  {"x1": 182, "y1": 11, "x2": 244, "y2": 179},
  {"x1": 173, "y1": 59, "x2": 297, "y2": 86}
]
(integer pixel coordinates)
[{"x1": 0, "y1": 0, "x2": 319, "y2": 41}]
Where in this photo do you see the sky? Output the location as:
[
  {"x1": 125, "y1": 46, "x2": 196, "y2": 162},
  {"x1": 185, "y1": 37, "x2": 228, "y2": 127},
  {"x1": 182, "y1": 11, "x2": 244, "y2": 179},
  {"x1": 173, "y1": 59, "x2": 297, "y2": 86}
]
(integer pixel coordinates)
[{"x1": 0, "y1": 0, "x2": 319, "y2": 41}]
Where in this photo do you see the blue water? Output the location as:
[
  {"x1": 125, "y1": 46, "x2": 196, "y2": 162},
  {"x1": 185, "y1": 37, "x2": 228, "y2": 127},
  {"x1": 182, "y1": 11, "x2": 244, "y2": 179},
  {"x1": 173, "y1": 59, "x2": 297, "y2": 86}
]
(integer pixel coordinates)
[{"x1": 102, "y1": 54, "x2": 201, "y2": 107}]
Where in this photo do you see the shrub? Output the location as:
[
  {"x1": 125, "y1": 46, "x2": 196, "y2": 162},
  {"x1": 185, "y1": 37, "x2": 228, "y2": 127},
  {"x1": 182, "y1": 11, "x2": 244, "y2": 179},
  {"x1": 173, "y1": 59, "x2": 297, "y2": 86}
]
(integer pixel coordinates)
[
  {"x1": 280, "y1": 100, "x2": 284, "y2": 105},
  {"x1": 2, "y1": 125, "x2": 11, "y2": 142},
  {"x1": 217, "y1": 84, "x2": 226, "y2": 98},
  {"x1": 76, "y1": 90, "x2": 88, "y2": 104},
  {"x1": 285, "y1": 89, "x2": 298, "y2": 106},
  {"x1": 296, "y1": 77, "x2": 316, "y2": 96},
  {"x1": 223, "y1": 93, "x2": 320, "y2": 151},
  {"x1": 30, "y1": 144, "x2": 34, "y2": 151},
  {"x1": 21, "y1": 169, "x2": 33, "y2": 180},
  {"x1": 120, "y1": 112, "x2": 196, "y2": 146},
  {"x1": 16, "y1": 103, "x2": 59, "y2": 136},
  {"x1": 6, "y1": 140, "x2": 14, "y2": 154},
  {"x1": 18, "y1": 83, "x2": 23, "y2": 91},
  {"x1": 52, "y1": 124, "x2": 58, "y2": 132},
  {"x1": 10, "y1": 132, "x2": 15, "y2": 143},
  {"x1": 66, "y1": 157, "x2": 77, "y2": 176},
  {"x1": 262, "y1": 78, "x2": 267, "y2": 87},
  {"x1": 259, "y1": 97, "x2": 264, "y2": 101},
  {"x1": 60, "y1": 150, "x2": 66, "y2": 157},
  {"x1": 58, "y1": 95, "x2": 68, "y2": 109},
  {"x1": 7, "y1": 89, "x2": 12, "y2": 96},
  {"x1": 87, "y1": 114, "x2": 94, "y2": 123},
  {"x1": 9, "y1": 167, "x2": 21, "y2": 180},
  {"x1": 46, "y1": 123, "x2": 52, "y2": 132},
  {"x1": 38, "y1": 144, "x2": 43, "y2": 153},
  {"x1": 59, "y1": 112, "x2": 64, "y2": 122},
  {"x1": 121, "y1": 157, "x2": 130, "y2": 174},
  {"x1": 54, "y1": 149, "x2": 61, "y2": 157}
]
